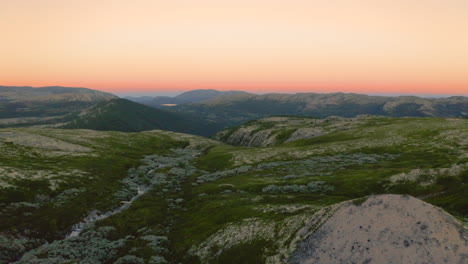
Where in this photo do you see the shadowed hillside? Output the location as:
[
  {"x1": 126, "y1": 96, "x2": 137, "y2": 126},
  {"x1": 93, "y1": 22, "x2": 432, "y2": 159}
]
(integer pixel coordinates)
[{"x1": 62, "y1": 98, "x2": 224, "y2": 136}]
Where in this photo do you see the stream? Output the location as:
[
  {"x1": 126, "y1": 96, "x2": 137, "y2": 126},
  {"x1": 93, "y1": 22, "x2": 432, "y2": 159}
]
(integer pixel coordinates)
[
  {"x1": 65, "y1": 149, "x2": 197, "y2": 239},
  {"x1": 67, "y1": 187, "x2": 147, "y2": 238}
]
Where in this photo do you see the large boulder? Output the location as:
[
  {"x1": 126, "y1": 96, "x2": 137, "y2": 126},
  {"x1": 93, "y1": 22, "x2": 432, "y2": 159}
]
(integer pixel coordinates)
[{"x1": 290, "y1": 194, "x2": 467, "y2": 264}]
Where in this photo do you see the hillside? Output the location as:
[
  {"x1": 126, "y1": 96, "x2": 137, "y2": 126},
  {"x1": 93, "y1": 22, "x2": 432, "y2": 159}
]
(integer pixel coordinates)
[
  {"x1": 0, "y1": 86, "x2": 117, "y2": 123},
  {"x1": 62, "y1": 98, "x2": 223, "y2": 136},
  {"x1": 215, "y1": 116, "x2": 366, "y2": 147},
  {"x1": 174, "y1": 92, "x2": 468, "y2": 128},
  {"x1": 0, "y1": 116, "x2": 467, "y2": 263},
  {"x1": 0, "y1": 86, "x2": 116, "y2": 101}
]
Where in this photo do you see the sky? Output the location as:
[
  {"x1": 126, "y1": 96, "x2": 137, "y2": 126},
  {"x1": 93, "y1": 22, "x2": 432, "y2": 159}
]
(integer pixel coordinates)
[{"x1": 1, "y1": 0, "x2": 467, "y2": 96}]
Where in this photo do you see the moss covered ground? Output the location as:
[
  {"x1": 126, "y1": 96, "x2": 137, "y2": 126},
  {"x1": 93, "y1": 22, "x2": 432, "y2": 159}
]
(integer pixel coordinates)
[{"x1": 0, "y1": 116, "x2": 467, "y2": 263}]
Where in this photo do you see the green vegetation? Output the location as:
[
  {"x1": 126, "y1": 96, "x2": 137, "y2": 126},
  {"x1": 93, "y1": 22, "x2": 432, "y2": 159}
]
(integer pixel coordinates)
[
  {"x1": 194, "y1": 146, "x2": 236, "y2": 172},
  {"x1": 0, "y1": 129, "x2": 187, "y2": 241},
  {"x1": 1, "y1": 116, "x2": 467, "y2": 263},
  {"x1": 63, "y1": 98, "x2": 224, "y2": 136},
  {"x1": 215, "y1": 239, "x2": 274, "y2": 264},
  {"x1": 274, "y1": 128, "x2": 297, "y2": 144},
  {"x1": 351, "y1": 197, "x2": 369, "y2": 206}
]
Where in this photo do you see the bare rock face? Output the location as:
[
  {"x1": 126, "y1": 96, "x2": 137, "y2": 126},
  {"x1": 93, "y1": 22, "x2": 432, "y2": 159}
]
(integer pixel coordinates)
[
  {"x1": 284, "y1": 128, "x2": 324, "y2": 143},
  {"x1": 289, "y1": 195, "x2": 467, "y2": 264}
]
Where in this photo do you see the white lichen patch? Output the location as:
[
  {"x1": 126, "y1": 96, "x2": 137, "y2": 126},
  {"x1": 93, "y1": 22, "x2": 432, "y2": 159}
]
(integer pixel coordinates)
[
  {"x1": 0, "y1": 131, "x2": 92, "y2": 152},
  {"x1": 255, "y1": 204, "x2": 320, "y2": 214},
  {"x1": 191, "y1": 218, "x2": 276, "y2": 261},
  {"x1": 150, "y1": 130, "x2": 222, "y2": 149},
  {"x1": 230, "y1": 136, "x2": 404, "y2": 166},
  {"x1": 389, "y1": 163, "x2": 467, "y2": 186},
  {"x1": 0, "y1": 167, "x2": 90, "y2": 190},
  {"x1": 30, "y1": 128, "x2": 111, "y2": 146},
  {"x1": 190, "y1": 207, "x2": 332, "y2": 264},
  {"x1": 437, "y1": 129, "x2": 468, "y2": 148}
]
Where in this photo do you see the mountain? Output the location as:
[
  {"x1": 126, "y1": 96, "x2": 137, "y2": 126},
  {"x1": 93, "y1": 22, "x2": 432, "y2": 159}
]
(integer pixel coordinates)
[
  {"x1": 1, "y1": 116, "x2": 466, "y2": 263},
  {"x1": 0, "y1": 86, "x2": 116, "y2": 101},
  {"x1": 5, "y1": 87, "x2": 466, "y2": 137},
  {"x1": 174, "y1": 89, "x2": 249, "y2": 103},
  {"x1": 126, "y1": 89, "x2": 250, "y2": 108},
  {"x1": 62, "y1": 98, "x2": 223, "y2": 136},
  {"x1": 173, "y1": 92, "x2": 468, "y2": 128},
  {"x1": 125, "y1": 95, "x2": 181, "y2": 107},
  {"x1": 0, "y1": 87, "x2": 224, "y2": 136},
  {"x1": 0, "y1": 86, "x2": 117, "y2": 119}
]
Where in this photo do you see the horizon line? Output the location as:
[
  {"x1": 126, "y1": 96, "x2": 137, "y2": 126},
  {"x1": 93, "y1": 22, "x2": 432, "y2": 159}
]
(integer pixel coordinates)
[{"x1": 1, "y1": 84, "x2": 467, "y2": 98}]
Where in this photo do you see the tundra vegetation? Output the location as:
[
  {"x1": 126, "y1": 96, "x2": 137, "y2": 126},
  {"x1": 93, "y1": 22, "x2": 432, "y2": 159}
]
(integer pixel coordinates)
[{"x1": 0, "y1": 116, "x2": 467, "y2": 263}]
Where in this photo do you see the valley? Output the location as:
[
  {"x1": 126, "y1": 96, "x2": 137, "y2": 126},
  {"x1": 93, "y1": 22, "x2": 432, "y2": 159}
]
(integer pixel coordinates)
[
  {"x1": 4, "y1": 0, "x2": 468, "y2": 262},
  {"x1": 2, "y1": 87, "x2": 467, "y2": 138}
]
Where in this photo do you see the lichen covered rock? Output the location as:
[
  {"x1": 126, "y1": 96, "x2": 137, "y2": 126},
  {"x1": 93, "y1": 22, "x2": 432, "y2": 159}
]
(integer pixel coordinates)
[{"x1": 289, "y1": 195, "x2": 468, "y2": 264}]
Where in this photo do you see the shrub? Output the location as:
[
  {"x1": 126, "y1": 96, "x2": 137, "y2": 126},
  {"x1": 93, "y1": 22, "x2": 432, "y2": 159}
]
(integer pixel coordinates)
[
  {"x1": 149, "y1": 255, "x2": 169, "y2": 264},
  {"x1": 262, "y1": 181, "x2": 334, "y2": 194},
  {"x1": 114, "y1": 255, "x2": 145, "y2": 264}
]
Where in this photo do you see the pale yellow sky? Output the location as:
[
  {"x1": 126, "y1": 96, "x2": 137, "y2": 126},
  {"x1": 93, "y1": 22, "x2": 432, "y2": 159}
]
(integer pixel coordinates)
[{"x1": 1, "y1": 0, "x2": 467, "y2": 94}]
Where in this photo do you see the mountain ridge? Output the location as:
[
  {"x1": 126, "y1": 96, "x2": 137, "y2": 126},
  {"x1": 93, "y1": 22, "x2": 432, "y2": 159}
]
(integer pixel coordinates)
[
  {"x1": 126, "y1": 89, "x2": 251, "y2": 108},
  {"x1": 0, "y1": 86, "x2": 117, "y2": 101},
  {"x1": 172, "y1": 91, "x2": 468, "y2": 129},
  {"x1": 0, "y1": 86, "x2": 117, "y2": 119}
]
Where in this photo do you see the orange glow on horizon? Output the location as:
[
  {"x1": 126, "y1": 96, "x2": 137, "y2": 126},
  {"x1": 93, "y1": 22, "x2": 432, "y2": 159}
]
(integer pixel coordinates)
[{"x1": 1, "y1": 0, "x2": 467, "y2": 95}]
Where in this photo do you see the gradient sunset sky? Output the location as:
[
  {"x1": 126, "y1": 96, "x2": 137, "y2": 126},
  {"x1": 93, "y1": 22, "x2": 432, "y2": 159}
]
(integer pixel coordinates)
[{"x1": 1, "y1": 0, "x2": 467, "y2": 95}]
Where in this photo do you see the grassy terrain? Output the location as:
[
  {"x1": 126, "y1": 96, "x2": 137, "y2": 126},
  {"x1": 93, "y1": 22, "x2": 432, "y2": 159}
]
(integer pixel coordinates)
[
  {"x1": 170, "y1": 117, "x2": 467, "y2": 261},
  {"x1": 0, "y1": 129, "x2": 192, "y2": 240},
  {"x1": 1, "y1": 116, "x2": 467, "y2": 263}
]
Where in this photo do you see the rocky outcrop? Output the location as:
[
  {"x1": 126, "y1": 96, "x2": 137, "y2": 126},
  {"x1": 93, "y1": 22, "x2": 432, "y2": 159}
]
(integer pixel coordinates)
[
  {"x1": 191, "y1": 194, "x2": 467, "y2": 264},
  {"x1": 284, "y1": 128, "x2": 324, "y2": 143},
  {"x1": 214, "y1": 116, "x2": 365, "y2": 147},
  {"x1": 289, "y1": 195, "x2": 467, "y2": 264},
  {"x1": 216, "y1": 126, "x2": 277, "y2": 147}
]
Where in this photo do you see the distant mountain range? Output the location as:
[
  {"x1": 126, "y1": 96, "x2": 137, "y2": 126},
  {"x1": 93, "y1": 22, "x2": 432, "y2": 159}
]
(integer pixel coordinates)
[
  {"x1": 1, "y1": 86, "x2": 467, "y2": 136},
  {"x1": 126, "y1": 89, "x2": 249, "y2": 107},
  {"x1": 172, "y1": 92, "x2": 468, "y2": 128},
  {"x1": 0, "y1": 86, "x2": 116, "y2": 119}
]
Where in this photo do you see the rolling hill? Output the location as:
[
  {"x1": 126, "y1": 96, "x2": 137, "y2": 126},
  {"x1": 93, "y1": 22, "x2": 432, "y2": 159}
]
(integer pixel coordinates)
[
  {"x1": 62, "y1": 98, "x2": 224, "y2": 136},
  {"x1": 214, "y1": 115, "x2": 350, "y2": 147},
  {"x1": 0, "y1": 86, "x2": 117, "y2": 119}
]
